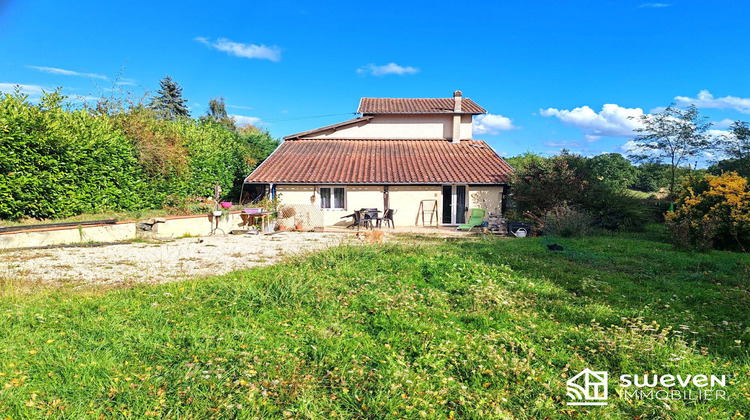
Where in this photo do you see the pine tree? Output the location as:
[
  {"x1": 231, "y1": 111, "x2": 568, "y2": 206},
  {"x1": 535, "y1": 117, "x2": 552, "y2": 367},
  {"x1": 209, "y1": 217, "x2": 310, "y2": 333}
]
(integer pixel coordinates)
[{"x1": 150, "y1": 76, "x2": 190, "y2": 120}]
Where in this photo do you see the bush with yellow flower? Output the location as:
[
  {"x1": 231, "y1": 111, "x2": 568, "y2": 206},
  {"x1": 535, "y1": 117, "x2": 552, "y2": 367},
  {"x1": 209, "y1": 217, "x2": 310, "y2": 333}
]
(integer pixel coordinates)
[{"x1": 666, "y1": 172, "x2": 750, "y2": 251}]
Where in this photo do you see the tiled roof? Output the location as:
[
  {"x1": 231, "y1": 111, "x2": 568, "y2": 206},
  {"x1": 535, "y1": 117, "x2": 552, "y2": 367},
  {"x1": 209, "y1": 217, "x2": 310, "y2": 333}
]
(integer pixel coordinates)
[
  {"x1": 358, "y1": 98, "x2": 486, "y2": 115},
  {"x1": 284, "y1": 116, "x2": 372, "y2": 140},
  {"x1": 245, "y1": 139, "x2": 512, "y2": 185}
]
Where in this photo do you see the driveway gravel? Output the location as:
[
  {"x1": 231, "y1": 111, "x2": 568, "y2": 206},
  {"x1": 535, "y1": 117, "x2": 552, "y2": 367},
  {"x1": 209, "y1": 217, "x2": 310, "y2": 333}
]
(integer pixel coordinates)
[{"x1": 0, "y1": 232, "x2": 349, "y2": 288}]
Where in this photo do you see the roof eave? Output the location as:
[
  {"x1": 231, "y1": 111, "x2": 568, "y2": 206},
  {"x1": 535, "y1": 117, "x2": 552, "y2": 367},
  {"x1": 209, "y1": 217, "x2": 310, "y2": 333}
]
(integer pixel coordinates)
[
  {"x1": 283, "y1": 116, "x2": 373, "y2": 140},
  {"x1": 244, "y1": 181, "x2": 508, "y2": 185},
  {"x1": 361, "y1": 111, "x2": 486, "y2": 116}
]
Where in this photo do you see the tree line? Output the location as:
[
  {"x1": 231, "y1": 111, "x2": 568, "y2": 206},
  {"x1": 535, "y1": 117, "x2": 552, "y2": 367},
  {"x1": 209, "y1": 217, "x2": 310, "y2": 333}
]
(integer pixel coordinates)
[{"x1": 507, "y1": 104, "x2": 750, "y2": 251}]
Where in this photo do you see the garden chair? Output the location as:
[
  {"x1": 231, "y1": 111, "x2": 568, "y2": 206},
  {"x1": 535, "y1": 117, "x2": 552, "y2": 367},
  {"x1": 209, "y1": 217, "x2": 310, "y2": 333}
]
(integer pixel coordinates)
[
  {"x1": 456, "y1": 208, "x2": 486, "y2": 231},
  {"x1": 377, "y1": 209, "x2": 396, "y2": 229},
  {"x1": 347, "y1": 210, "x2": 369, "y2": 231}
]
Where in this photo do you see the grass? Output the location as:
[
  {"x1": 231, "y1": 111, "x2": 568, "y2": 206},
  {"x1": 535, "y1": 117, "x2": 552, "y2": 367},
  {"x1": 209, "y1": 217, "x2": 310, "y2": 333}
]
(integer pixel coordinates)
[
  {"x1": 627, "y1": 188, "x2": 669, "y2": 200},
  {"x1": 0, "y1": 227, "x2": 748, "y2": 418}
]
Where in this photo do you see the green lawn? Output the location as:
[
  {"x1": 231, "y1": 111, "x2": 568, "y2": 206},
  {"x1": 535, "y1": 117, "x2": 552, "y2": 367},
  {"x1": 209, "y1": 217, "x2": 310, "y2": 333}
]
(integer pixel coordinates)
[{"x1": 0, "y1": 228, "x2": 748, "y2": 418}]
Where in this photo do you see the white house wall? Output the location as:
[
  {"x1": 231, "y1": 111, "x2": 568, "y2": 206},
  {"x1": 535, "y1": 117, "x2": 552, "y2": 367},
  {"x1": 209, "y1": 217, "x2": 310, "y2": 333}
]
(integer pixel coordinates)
[
  {"x1": 275, "y1": 184, "x2": 502, "y2": 227},
  {"x1": 468, "y1": 186, "x2": 504, "y2": 216},
  {"x1": 304, "y1": 114, "x2": 473, "y2": 140}
]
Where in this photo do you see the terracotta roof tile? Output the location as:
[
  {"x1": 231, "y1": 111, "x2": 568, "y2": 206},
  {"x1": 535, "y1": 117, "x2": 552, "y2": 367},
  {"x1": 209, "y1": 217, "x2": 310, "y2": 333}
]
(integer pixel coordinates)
[
  {"x1": 358, "y1": 98, "x2": 486, "y2": 115},
  {"x1": 245, "y1": 139, "x2": 512, "y2": 185}
]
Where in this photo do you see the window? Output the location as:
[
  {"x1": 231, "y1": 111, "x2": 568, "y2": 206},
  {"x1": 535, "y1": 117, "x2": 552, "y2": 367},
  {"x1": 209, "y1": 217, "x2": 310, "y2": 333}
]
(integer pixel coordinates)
[{"x1": 319, "y1": 187, "x2": 345, "y2": 210}]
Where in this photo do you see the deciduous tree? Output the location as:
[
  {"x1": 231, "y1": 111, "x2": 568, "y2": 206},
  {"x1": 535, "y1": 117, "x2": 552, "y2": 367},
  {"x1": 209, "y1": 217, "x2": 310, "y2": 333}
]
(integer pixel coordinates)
[
  {"x1": 720, "y1": 120, "x2": 750, "y2": 177},
  {"x1": 587, "y1": 153, "x2": 635, "y2": 191},
  {"x1": 628, "y1": 104, "x2": 712, "y2": 198},
  {"x1": 201, "y1": 97, "x2": 236, "y2": 131}
]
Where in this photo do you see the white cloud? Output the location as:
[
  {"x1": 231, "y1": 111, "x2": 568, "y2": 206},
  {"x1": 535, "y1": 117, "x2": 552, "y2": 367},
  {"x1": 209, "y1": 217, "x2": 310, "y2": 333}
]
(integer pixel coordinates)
[
  {"x1": 649, "y1": 106, "x2": 667, "y2": 114},
  {"x1": 227, "y1": 104, "x2": 253, "y2": 110},
  {"x1": 472, "y1": 113, "x2": 517, "y2": 135},
  {"x1": 639, "y1": 3, "x2": 670, "y2": 7},
  {"x1": 115, "y1": 78, "x2": 138, "y2": 86},
  {"x1": 618, "y1": 139, "x2": 655, "y2": 156},
  {"x1": 195, "y1": 37, "x2": 281, "y2": 62},
  {"x1": 619, "y1": 132, "x2": 726, "y2": 163},
  {"x1": 357, "y1": 62, "x2": 419, "y2": 76},
  {"x1": 540, "y1": 104, "x2": 645, "y2": 137},
  {"x1": 28, "y1": 65, "x2": 107, "y2": 80},
  {"x1": 713, "y1": 118, "x2": 735, "y2": 129},
  {"x1": 543, "y1": 140, "x2": 585, "y2": 148},
  {"x1": 585, "y1": 134, "x2": 601, "y2": 142},
  {"x1": 707, "y1": 129, "x2": 730, "y2": 140},
  {"x1": 674, "y1": 90, "x2": 750, "y2": 114},
  {"x1": 230, "y1": 114, "x2": 263, "y2": 126},
  {"x1": 0, "y1": 83, "x2": 47, "y2": 97}
]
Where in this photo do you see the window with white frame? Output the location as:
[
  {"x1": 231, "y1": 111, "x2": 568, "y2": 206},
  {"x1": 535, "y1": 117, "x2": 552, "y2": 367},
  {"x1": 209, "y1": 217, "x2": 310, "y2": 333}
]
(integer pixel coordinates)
[{"x1": 319, "y1": 187, "x2": 345, "y2": 210}]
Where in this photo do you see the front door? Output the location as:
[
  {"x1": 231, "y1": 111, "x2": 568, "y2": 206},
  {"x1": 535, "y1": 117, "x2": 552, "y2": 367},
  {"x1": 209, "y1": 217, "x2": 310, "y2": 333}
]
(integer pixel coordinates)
[{"x1": 441, "y1": 185, "x2": 467, "y2": 225}]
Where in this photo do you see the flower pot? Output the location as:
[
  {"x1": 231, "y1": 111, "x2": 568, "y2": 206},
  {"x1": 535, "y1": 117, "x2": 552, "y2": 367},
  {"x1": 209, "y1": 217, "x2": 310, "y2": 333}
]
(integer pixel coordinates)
[
  {"x1": 212, "y1": 210, "x2": 223, "y2": 217},
  {"x1": 278, "y1": 225, "x2": 287, "y2": 231},
  {"x1": 220, "y1": 201, "x2": 232, "y2": 209},
  {"x1": 295, "y1": 224, "x2": 303, "y2": 231}
]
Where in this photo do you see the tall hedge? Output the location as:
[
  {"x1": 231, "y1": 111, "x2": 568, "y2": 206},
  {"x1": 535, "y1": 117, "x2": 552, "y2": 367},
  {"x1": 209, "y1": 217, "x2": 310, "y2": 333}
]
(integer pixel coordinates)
[{"x1": 0, "y1": 90, "x2": 277, "y2": 220}]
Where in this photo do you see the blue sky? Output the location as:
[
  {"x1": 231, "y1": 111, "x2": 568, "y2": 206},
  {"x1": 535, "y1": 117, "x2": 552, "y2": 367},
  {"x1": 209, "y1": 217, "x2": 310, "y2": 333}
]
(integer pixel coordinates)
[{"x1": 2, "y1": 0, "x2": 749, "y2": 160}]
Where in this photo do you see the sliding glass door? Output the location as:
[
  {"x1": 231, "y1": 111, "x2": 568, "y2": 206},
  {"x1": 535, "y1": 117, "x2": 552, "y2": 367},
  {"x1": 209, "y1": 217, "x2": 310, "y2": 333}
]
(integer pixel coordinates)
[{"x1": 441, "y1": 185, "x2": 467, "y2": 225}]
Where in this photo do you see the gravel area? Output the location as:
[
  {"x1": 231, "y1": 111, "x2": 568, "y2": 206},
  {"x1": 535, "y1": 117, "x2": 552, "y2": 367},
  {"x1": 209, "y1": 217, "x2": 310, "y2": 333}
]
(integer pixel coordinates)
[{"x1": 0, "y1": 232, "x2": 349, "y2": 288}]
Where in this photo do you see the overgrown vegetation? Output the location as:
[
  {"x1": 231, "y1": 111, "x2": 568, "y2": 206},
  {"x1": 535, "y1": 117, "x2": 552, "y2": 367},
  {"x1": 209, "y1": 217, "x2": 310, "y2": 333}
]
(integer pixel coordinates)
[
  {"x1": 508, "y1": 152, "x2": 655, "y2": 233},
  {"x1": 0, "y1": 232, "x2": 747, "y2": 418},
  {"x1": 0, "y1": 87, "x2": 278, "y2": 220}
]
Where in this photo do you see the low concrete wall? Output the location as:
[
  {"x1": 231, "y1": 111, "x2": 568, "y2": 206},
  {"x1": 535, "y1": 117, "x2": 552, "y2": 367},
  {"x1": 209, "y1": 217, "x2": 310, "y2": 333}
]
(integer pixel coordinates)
[
  {"x1": 0, "y1": 212, "x2": 260, "y2": 250},
  {"x1": 0, "y1": 223, "x2": 137, "y2": 249},
  {"x1": 148, "y1": 212, "x2": 250, "y2": 238}
]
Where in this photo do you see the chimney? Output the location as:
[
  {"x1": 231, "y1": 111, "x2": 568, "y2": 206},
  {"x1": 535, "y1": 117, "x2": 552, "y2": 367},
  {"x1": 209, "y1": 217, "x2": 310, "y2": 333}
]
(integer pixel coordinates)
[{"x1": 452, "y1": 90, "x2": 462, "y2": 143}]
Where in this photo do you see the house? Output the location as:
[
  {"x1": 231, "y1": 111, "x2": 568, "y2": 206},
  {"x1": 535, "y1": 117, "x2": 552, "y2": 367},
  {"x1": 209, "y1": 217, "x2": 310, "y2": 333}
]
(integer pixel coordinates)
[{"x1": 243, "y1": 91, "x2": 513, "y2": 228}]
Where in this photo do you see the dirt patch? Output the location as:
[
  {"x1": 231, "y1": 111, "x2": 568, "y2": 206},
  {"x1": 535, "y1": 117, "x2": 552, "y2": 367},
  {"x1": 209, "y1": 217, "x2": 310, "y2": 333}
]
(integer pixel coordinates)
[{"x1": 0, "y1": 232, "x2": 348, "y2": 288}]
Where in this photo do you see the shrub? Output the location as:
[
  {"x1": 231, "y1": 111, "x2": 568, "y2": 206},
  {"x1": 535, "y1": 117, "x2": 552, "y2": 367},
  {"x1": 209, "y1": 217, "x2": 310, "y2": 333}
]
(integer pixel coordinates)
[
  {"x1": 583, "y1": 186, "x2": 650, "y2": 232},
  {"x1": 644, "y1": 200, "x2": 672, "y2": 223},
  {"x1": 544, "y1": 203, "x2": 594, "y2": 237},
  {"x1": 665, "y1": 172, "x2": 750, "y2": 251},
  {"x1": 509, "y1": 155, "x2": 588, "y2": 228}
]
